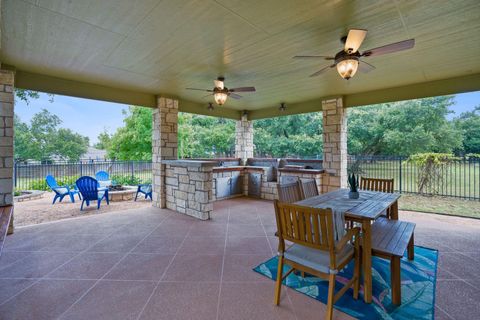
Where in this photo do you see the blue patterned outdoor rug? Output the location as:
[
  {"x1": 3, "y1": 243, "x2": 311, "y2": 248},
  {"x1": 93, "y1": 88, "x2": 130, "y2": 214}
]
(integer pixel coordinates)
[{"x1": 253, "y1": 246, "x2": 438, "y2": 320}]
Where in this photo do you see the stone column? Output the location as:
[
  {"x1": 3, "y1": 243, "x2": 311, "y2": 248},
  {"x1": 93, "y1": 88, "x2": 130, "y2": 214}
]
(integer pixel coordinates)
[
  {"x1": 322, "y1": 98, "x2": 347, "y2": 192},
  {"x1": 152, "y1": 97, "x2": 178, "y2": 208},
  {"x1": 0, "y1": 69, "x2": 15, "y2": 234},
  {"x1": 234, "y1": 113, "x2": 254, "y2": 164}
]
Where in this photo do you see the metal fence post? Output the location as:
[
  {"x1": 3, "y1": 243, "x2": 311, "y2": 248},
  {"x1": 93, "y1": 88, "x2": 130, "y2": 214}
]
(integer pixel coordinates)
[
  {"x1": 14, "y1": 161, "x2": 17, "y2": 188},
  {"x1": 398, "y1": 157, "x2": 402, "y2": 194},
  {"x1": 131, "y1": 161, "x2": 134, "y2": 182}
]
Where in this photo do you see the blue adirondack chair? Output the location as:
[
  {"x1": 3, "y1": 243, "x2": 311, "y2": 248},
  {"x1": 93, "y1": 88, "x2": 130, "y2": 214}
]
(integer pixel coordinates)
[
  {"x1": 95, "y1": 171, "x2": 112, "y2": 188},
  {"x1": 135, "y1": 184, "x2": 152, "y2": 201},
  {"x1": 46, "y1": 175, "x2": 81, "y2": 204},
  {"x1": 76, "y1": 176, "x2": 109, "y2": 210}
]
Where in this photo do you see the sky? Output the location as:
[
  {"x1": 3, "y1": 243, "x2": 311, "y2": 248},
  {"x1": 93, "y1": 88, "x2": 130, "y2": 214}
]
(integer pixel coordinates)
[{"x1": 14, "y1": 91, "x2": 480, "y2": 145}]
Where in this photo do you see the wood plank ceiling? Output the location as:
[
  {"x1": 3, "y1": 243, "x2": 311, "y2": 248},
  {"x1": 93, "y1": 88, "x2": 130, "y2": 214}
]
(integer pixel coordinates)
[{"x1": 1, "y1": 0, "x2": 480, "y2": 112}]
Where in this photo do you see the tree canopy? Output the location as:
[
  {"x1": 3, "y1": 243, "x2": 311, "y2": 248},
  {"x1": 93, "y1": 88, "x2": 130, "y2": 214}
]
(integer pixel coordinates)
[
  {"x1": 98, "y1": 96, "x2": 480, "y2": 160},
  {"x1": 14, "y1": 109, "x2": 89, "y2": 161},
  {"x1": 103, "y1": 107, "x2": 236, "y2": 160},
  {"x1": 347, "y1": 96, "x2": 463, "y2": 156},
  {"x1": 254, "y1": 113, "x2": 323, "y2": 157},
  {"x1": 453, "y1": 105, "x2": 480, "y2": 155}
]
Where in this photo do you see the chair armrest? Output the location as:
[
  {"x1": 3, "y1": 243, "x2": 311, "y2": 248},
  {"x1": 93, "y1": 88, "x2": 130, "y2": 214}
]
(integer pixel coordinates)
[
  {"x1": 53, "y1": 185, "x2": 70, "y2": 193},
  {"x1": 335, "y1": 227, "x2": 360, "y2": 252}
]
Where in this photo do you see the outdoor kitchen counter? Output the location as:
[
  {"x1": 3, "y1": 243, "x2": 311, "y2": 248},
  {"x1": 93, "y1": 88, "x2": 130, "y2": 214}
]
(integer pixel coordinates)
[
  {"x1": 212, "y1": 165, "x2": 268, "y2": 172},
  {"x1": 162, "y1": 160, "x2": 219, "y2": 220},
  {"x1": 162, "y1": 160, "x2": 220, "y2": 167}
]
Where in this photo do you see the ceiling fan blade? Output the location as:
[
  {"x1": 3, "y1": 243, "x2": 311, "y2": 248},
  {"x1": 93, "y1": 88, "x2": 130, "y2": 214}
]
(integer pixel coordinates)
[
  {"x1": 186, "y1": 88, "x2": 212, "y2": 92},
  {"x1": 309, "y1": 64, "x2": 335, "y2": 77},
  {"x1": 293, "y1": 55, "x2": 334, "y2": 60},
  {"x1": 202, "y1": 93, "x2": 214, "y2": 99},
  {"x1": 229, "y1": 87, "x2": 256, "y2": 93},
  {"x1": 228, "y1": 93, "x2": 242, "y2": 99},
  {"x1": 362, "y1": 39, "x2": 415, "y2": 57},
  {"x1": 345, "y1": 29, "x2": 367, "y2": 53},
  {"x1": 214, "y1": 79, "x2": 224, "y2": 89},
  {"x1": 358, "y1": 60, "x2": 376, "y2": 73}
]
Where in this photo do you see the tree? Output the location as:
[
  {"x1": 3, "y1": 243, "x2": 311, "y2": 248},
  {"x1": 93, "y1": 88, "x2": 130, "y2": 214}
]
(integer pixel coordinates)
[
  {"x1": 107, "y1": 107, "x2": 153, "y2": 160},
  {"x1": 254, "y1": 113, "x2": 323, "y2": 157},
  {"x1": 454, "y1": 106, "x2": 480, "y2": 154},
  {"x1": 348, "y1": 96, "x2": 463, "y2": 156},
  {"x1": 14, "y1": 109, "x2": 88, "y2": 161},
  {"x1": 94, "y1": 130, "x2": 112, "y2": 150},
  {"x1": 15, "y1": 89, "x2": 54, "y2": 104},
  {"x1": 105, "y1": 107, "x2": 236, "y2": 160}
]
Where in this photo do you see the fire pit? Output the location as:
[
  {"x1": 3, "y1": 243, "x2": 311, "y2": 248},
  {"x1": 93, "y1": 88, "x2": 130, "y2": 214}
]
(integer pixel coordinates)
[{"x1": 107, "y1": 185, "x2": 137, "y2": 202}]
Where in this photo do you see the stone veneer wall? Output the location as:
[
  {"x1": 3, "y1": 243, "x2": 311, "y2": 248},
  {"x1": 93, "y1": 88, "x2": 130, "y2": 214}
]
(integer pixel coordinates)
[
  {"x1": 322, "y1": 98, "x2": 347, "y2": 191},
  {"x1": 234, "y1": 114, "x2": 254, "y2": 164},
  {"x1": 152, "y1": 97, "x2": 178, "y2": 208},
  {"x1": 164, "y1": 164, "x2": 214, "y2": 220},
  {"x1": 0, "y1": 69, "x2": 15, "y2": 234}
]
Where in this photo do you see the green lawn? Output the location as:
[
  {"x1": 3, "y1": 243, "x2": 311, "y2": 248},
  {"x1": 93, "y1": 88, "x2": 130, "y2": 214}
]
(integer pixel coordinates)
[
  {"x1": 399, "y1": 194, "x2": 480, "y2": 219},
  {"x1": 354, "y1": 160, "x2": 480, "y2": 199}
]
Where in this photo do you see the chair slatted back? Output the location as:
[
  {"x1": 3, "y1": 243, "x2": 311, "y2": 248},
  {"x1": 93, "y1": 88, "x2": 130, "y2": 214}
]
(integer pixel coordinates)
[
  {"x1": 45, "y1": 175, "x2": 59, "y2": 189},
  {"x1": 360, "y1": 177, "x2": 394, "y2": 193},
  {"x1": 274, "y1": 200, "x2": 336, "y2": 266},
  {"x1": 300, "y1": 179, "x2": 319, "y2": 199},
  {"x1": 95, "y1": 171, "x2": 110, "y2": 181},
  {"x1": 76, "y1": 176, "x2": 99, "y2": 201},
  {"x1": 276, "y1": 181, "x2": 304, "y2": 203}
]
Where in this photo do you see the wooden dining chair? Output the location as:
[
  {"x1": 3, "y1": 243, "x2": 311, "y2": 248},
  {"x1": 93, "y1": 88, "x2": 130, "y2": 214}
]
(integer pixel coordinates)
[
  {"x1": 360, "y1": 177, "x2": 394, "y2": 218},
  {"x1": 273, "y1": 200, "x2": 360, "y2": 320},
  {"x1": 276, "y1": 181, "x2": 304, "y2": 203},
  {"x1": 300, "y1": 178, "x2": 319, "y2": 199},
  {"x1": 360, "y1": 177, "x2": 394, "y2": 193}
]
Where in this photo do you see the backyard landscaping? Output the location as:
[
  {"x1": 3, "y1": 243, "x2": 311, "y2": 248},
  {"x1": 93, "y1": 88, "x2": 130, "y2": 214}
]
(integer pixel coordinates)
[{"x1": 13, "y1": 192, "x2": 151, "y2": 227}]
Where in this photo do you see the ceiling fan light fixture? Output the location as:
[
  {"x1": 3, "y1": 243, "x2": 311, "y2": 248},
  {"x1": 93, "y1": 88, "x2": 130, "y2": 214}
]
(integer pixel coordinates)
[
  {"x1": 336, "y1": 58, "x2": 359, "y2": 80},
  {"x1": 213, "y1": 91, "x2": 228, "y2": 105}
]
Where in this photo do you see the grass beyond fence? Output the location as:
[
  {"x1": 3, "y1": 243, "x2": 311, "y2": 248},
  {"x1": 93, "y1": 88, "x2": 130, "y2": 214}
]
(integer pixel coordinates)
[
  {"x1": 349, "y1": 156, "x2": 480, "y2": 200},
  {"x1": 14, "y1": 160, "x2": 152, "y2": 191}
]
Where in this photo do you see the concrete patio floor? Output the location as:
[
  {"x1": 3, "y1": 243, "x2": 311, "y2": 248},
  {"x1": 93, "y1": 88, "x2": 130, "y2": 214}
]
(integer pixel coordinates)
[{"x1": 0, "y1": 197, "x2": 479, "y2": 320}]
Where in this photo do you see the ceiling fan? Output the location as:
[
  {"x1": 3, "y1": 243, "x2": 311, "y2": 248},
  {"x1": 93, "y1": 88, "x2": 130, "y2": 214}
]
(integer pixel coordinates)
[
  {"x1": 186, "y1": 77, "x2": 256, "y2": 105},
  {"x1": 293, "y1": 29, "x2": 415, "y2": 80}
]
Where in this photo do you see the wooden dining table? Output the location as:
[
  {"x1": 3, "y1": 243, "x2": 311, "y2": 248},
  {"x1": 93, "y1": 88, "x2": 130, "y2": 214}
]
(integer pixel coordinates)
[{"x1": 295, "y1": 188, "x2": 400, "y2": 304}]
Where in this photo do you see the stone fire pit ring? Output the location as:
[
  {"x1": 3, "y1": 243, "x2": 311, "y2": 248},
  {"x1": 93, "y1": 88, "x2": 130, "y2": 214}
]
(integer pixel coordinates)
[{"x1": 107, "y1": 186, "x2": 138, "y2": 202}]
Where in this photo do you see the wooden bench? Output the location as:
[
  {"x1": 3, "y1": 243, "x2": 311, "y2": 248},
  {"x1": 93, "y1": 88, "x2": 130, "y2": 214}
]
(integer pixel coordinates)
[
  {"x1": 369, "y1": 217, "x2": 415, "y2": 305},
  {"x1": 0, "y1": 206, "x2": 13, "y2": 256}
]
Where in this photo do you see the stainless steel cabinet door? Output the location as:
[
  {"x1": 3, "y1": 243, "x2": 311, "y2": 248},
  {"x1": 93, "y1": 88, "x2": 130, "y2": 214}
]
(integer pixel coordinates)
[
  {"x1": 216, "y1": 177, "x2": 231, "y2": 199},
  {"x1": 248, "y1": 173, "x2": 262, "y2": 197},
  {"x1": 230, "y1": 175, "x2": 243, "y2": 195}
]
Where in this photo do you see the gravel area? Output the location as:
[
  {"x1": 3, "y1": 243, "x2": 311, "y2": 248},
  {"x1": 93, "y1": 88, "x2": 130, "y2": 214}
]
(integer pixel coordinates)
[{"x1": 13, "y1": 191, "x2": 151, "y2": 227}]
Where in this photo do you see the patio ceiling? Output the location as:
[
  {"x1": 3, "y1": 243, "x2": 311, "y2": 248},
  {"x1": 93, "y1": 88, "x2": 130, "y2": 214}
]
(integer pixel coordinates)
[{"x1": 1, "y1": 0, "x2": 480, "y2": 119}]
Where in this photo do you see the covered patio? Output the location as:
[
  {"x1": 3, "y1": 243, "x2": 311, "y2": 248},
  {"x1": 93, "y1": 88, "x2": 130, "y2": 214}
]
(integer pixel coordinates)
[
  {"x1": 1, "y1": 198, "x2": 479, "y2": 319},
  {"x1": 1, "y1": 0, "x2": 480, "y2": 319}
]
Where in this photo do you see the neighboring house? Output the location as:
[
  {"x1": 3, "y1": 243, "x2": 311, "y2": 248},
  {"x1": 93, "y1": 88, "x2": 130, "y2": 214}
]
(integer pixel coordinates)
[
  {"x1": 80, "y1": 147, "x2": 107, "y2": 161},
  {"x1": 48, "y1": 147, "x2": 107, "y2": 163}
]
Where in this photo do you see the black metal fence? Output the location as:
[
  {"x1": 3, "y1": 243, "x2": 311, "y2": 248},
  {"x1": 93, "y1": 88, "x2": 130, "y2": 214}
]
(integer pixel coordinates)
[
  {"x1": 14, "y1": 160, "x2": 152, "y2": 191},
  {"x1": 348, "y1": 155, "x2": 480, "y2": 200},
  {"x1": 14, "y1": 156, "x2": 480, "y2": 200}
]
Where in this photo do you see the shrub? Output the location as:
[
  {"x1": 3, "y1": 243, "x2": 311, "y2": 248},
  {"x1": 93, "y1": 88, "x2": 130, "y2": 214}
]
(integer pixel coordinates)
[
  {"x1": 26, "y1": 176, "x2": 82, "y2": 191},
  {"x1": 23, "y1": 174, "x2": 152, "y2": 191},
  {"x1": 466, "y1": 153, "x2": 480, "y2": 160},
  {"x1": 110, "y1": 175, "x2": 151, "y2": 186},
  {"x1": 406, "y1": 153, "x2": 458, "y2": 195}
]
